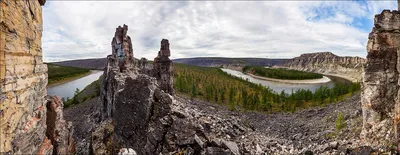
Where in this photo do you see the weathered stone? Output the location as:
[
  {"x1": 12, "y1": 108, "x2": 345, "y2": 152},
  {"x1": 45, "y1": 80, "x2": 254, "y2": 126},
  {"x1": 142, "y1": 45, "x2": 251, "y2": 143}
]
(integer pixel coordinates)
[
  {"x1": 221, "y1": 140, "x2": 240, "y2": 155},
  {"x1": 38, "y1": 137, "x2": 54, "y2": 155},
  {"x1": 0, "y1": 0, "x2": 74, "y2": 154},
  {"x1": 38, "y1": 0, "x2": 46, "y2": 6},
  {"x1": 361, "y1": 9, "x2": 400, "y2": 148},
  {"x1": 118, "y1": 148, "x2": 137, "y2": 155},
  {"x1": 91, "y1": 120, "x2": 117, "y2": 155},
  {"x1": 153, "y1": 39, "x2": 174, "y2": 95},
  {"x1": 45, "y1": 96, "x2": 75, "y2": 155},
  {"x1": 111, "y1": 24, "x2": 134, "y2": 72},
  {"x1": 98, "y1": 43, "x2": 174, "y2": 154},
  {"x1": 138, "y1": 57, "x2": 152, "y2": 75},
  {"x1": 205, "y1": 147, "x2": 231, "y2": 155}
]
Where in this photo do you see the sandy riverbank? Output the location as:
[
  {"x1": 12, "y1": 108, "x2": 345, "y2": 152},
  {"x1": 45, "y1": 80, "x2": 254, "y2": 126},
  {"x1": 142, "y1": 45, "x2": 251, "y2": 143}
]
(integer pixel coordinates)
[{"x1": 247, "y1": 73, "x2": 331, "y2": 84}]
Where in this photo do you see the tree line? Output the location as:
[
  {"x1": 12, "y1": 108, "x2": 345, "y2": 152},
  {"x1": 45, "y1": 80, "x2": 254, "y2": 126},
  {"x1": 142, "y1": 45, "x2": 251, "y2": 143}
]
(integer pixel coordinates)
[
  {"x1": 174, "y1": 63, "x2": 360, "y2": 113},
  {"x1": 242, "y1": 66, "x2": 323, "y2": 80}
]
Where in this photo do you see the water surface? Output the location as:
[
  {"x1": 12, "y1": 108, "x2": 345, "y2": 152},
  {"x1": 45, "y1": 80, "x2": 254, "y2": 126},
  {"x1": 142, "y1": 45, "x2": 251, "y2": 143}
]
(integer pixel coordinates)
[
  {"x1": 47, "y1": 71, "x2": 103, "y2": 100},
  {"x1": 221, "y1": 69, "x2": 349, "y2": 94}
]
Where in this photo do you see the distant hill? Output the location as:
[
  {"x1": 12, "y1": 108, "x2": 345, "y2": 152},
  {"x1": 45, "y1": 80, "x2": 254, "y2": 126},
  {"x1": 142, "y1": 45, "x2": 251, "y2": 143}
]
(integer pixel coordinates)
[
  {"x1": 278, "y1": 52, "x2": 366, "y2": 82},
  {"x1": 52, "y1": 57, "x2": 287, "y2": 70},
  {"x1": 172, "y1": 57, "x2": 287, "y2": 67},
  {"x1": 52, "y1": 58, "x2": 107, "y2": 70}
]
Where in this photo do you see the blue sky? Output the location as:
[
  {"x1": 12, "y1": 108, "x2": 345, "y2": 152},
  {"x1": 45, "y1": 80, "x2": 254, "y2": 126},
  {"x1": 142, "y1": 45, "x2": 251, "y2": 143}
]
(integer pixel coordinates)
[{"x1": 42, "y1": 1, "x2": 397, "y2": 62}]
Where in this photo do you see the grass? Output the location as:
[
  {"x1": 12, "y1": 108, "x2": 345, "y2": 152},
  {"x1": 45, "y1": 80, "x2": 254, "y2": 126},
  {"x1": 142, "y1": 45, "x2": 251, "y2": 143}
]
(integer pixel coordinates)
[{"x1": 47, "y1": 63, "x2": 91, "y2": 86}]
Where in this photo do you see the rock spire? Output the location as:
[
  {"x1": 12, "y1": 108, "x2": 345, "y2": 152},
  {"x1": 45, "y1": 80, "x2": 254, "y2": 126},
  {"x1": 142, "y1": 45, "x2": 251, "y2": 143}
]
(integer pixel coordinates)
[
  {"x1": 153, "y1": 39, "x2": 174, "y2": 95},
  {"x1": 111, "y1": 24, "x2": 134, "y2": 72}
]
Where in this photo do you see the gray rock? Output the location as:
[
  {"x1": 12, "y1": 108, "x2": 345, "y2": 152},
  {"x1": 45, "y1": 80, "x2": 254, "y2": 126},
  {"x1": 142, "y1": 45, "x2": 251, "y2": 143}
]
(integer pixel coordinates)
[{"x1": 221, "y1": 140, "x2": 240, "y2": 155}]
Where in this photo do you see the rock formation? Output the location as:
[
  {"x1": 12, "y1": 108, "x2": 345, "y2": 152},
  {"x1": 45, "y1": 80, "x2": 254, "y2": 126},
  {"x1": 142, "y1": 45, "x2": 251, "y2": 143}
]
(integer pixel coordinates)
[
  {"x1": 93, "y1": 30, "x2": 251, "y2": 154},
  {"x1": 280, "y1": 52, "x2": 366, "y2": 82},
  {"x1": 361, "y1": 9, "x2": 400, "y2": 148},
  {"x1": 97, "y1": 29, "x2": 175, "y2": 154},
  {"x1": 0, "y1": 0, "x2": 74, "y2": 154},
  {"x1": 138, "y1": 57, "x2": 151, "y2": 75},
  {"x1": 45, "y1": 96, "x2": 75, "y2": 155},
  {"x1": 153, "y1": 39, "x2": 174, "y2": 95},
  {"x1": 111, "y1": 24, "x2": 134, "y2": 72}
]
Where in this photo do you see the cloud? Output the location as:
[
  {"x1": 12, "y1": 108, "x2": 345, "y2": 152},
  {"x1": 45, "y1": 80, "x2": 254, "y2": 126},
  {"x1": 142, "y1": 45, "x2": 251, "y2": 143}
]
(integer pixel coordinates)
[{"x1": 42, "y1": 1, "x2": 397, "y2": 62}]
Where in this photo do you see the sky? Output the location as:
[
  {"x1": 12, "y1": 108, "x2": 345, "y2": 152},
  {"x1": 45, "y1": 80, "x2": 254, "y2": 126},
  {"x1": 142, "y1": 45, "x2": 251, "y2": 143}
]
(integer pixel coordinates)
[{"x1": 42, "y1": 1, "x2": 397, "y2": 62}]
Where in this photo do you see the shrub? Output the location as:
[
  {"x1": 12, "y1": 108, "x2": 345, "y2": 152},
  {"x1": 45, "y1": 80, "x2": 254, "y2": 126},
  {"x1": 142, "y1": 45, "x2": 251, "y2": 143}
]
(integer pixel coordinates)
[{"x1": 336, "y1": 112, "x2": 346, "y2": 131}]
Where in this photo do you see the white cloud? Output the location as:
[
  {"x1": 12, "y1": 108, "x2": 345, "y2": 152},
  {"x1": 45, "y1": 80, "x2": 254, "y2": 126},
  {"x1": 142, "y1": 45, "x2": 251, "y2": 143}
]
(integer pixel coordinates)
[{"x1": 42, "y1": 1, "x2": 397, "y2": 62}]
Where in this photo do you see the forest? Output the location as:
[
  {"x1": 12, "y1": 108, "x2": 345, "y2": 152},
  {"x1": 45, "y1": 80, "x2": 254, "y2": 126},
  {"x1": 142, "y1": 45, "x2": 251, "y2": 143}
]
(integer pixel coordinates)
[
  {"x1": 242, "y1": 66, "x2": 323, "y2": 80},
  {"x1": 174, "y1": 63, "x2": 360, "y2": 112},
  {"x1": 47, "y1": 63, "x2": 90, "y2": 85}
]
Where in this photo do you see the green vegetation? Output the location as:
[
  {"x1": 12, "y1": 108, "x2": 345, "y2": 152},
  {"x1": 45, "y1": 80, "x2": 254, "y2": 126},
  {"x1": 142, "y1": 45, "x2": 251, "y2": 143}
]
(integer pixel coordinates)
[
  {"x1": 47, "y1": 63, "x2": 90, "y2": 85},
  {"x1": 56, "y1": 62, "x2": 360, "y2": 112},
  {"x1": 174, "y1": 63, "x2": 360, "y2": 112},
  {"x1": 336, "y1": 112, "x2": 347, "y2": 131},
  {"x1": 242, "y1": 66, "x2": 323, "y2": 80},
  {"x1": 64, "y1": 77, "x2": 102, "y2": 108}
]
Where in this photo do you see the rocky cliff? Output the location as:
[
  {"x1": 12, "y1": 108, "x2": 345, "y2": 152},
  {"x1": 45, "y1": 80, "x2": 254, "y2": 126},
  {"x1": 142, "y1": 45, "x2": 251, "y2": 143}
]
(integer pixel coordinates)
[
  {"x1": 361, "y1": 9, "x2": 400, "y2": 148},
  {"x1": 280, "y1": 52, "x2": 366, "y2": 82},
  {"x1": 0, "y1": 0, "x2": 74, "y2": 154}
]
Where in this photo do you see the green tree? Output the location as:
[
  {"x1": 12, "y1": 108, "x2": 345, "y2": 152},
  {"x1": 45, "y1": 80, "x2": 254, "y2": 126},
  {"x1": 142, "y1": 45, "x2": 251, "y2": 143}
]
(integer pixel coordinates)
[{"x1": 191, "y1": 83, "x2": 196, "y2": 98}]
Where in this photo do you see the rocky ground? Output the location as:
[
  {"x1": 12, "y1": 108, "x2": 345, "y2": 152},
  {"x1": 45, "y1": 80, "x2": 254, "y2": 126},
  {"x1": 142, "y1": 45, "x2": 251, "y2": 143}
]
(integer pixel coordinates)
[
  {"x1": 64, "y1": 91, "x2": 375, "y2": 154},
  {"x1": 64, "y1": 97, "x2": 99, "y2": 154}
]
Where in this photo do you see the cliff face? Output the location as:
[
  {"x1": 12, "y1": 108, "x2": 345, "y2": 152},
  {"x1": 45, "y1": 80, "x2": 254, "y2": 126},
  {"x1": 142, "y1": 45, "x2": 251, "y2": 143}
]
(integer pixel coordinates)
[
  {"x1": 280, "y1": 52, "x2": 366, "y2": 82},
  {"x1": 361, "y1": 10, "x2": 400, "y2": 148},
  {"x1": 0, "y1": 0, "x2": 74, "y2": 154}
]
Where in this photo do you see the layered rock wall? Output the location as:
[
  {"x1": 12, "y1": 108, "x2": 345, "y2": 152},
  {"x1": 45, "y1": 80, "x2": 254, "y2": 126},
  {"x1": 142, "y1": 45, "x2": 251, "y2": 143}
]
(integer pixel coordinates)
[
  {"x1": 0, "y1": 0, "x2": 74, "y2": 154},
  {"x1": 280, "y1": 52, "x2": 366, "y2": 82},
  {"x1": 0, "y1": 0, "x2": 48, "y2": 153},
  {"x1": 361, "y1": 10, "x2": 400, "y2": 147}
]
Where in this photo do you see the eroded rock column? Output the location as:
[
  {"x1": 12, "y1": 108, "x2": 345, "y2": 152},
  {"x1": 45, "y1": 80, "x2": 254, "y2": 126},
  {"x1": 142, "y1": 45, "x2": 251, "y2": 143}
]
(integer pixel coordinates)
[
  {"x1": 153, "y1": 39, "x2": 174, "y2": 95},
  {"x1": 361, "y1": 9, "x2": 400, "y2": 147}
]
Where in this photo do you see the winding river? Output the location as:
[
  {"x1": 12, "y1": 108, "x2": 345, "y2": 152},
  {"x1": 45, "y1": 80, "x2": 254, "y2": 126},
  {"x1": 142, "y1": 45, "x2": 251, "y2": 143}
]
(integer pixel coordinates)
[
  {"x1": 47, "y1": 71, "x2": 103, "y2": 100},
  {"x1": 221, "y1": 68, "x2": 349, "y2": 94},
  {"x1": 47, "y1": 68, "x2": 350, "y2": 99}
]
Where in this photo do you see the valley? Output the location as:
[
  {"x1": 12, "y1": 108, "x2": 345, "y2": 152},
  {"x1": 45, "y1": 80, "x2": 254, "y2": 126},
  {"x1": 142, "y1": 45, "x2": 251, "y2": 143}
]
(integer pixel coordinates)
[{"x1": 1, "y1": 0, "x2": 399, "y2": 154}]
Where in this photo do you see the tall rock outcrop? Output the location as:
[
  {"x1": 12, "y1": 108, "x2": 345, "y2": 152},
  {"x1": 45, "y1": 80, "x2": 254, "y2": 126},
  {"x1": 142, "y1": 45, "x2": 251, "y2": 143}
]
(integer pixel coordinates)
[
  {"x1": 96, "y1": 28, "x2": 175, "y2": 154},
  {"x1": 0, "y1": 0, "x2": 74, "y2": 154},
  {"x1": 95, "y1": 32, "x2": 246, "y2": 154},
  {"x1": 153, "y1": 39, "x2": 174, "y2": 95},
  {"x1": 361, "y1": 9, "x2": 400, "y2": 148},
  {"x1": 280, "y1": 52, "x2": 366, "y2": 82}
]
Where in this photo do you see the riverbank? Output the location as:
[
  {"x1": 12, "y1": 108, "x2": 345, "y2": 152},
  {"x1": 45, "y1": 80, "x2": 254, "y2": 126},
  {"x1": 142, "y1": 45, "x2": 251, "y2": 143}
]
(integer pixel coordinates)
[
  {"x1": 48, "y1": 70, "x2": 101, "y2": 87},
  {"x1": 247, "y1": 73, "x2": 331, "y2": 84}
]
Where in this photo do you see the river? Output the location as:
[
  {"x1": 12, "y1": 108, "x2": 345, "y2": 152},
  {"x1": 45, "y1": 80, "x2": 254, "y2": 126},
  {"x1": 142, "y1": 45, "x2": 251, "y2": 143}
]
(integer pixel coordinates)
[
  {"x1": 221, "y1": 68, "x2": 349, "y2": 94},
  {"x1": 47, "y1": 71, "x2": 103, "y2": 100}
]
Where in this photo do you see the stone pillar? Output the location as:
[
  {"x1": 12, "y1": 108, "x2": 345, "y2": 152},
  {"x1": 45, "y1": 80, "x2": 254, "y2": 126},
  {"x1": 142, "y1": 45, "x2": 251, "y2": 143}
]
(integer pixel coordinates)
[
  {"x1": 361, "y1": 10, "x2": 400, "y2": 147},
  {"x1": 111, "y1": 24, "x2": 134, "y2": 72},
  {"x1": 153, "y1": 39, "x2": 174, "y2": 95}
]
